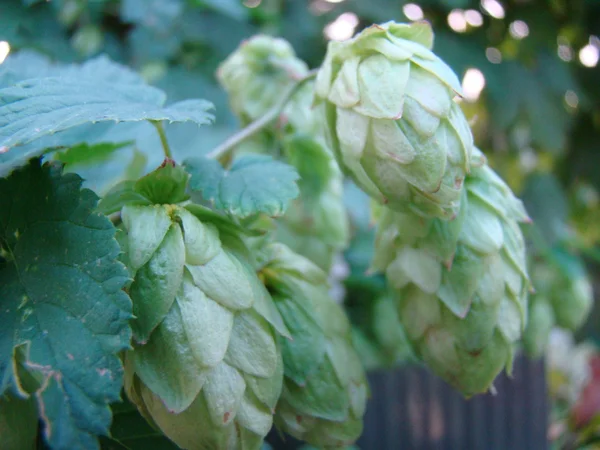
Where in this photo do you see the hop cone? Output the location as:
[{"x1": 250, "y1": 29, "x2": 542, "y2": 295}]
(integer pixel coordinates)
[
  {"x1": 218, "y1": 35, "x2": 349, "y2": 271},
  {"x1": 523, "y1": 251, "x2": 593, "y2": 358},
  {"x1": 373, "y1": 149, "x2": 531, "y2": 396},
  {"x1": 217, "y1": 34, "x2": 309, "y2": 124},
  {"x1": 260, "y1": 244, "x2": 368, "y2": 447},
  {"x1": 315, "y1": 21, "x2": 474, "y2": 219},
  {"x1": 120, "y1": 167, "x2": 290, "y2": 449}
]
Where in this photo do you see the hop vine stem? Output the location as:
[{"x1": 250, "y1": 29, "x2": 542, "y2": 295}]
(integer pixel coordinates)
[
  {"x1": 152, "y1": 120, "x2": 173, "y2": 159},
  {"x1": 207, "y1": 69, "x2": 318, "y2": 162}
]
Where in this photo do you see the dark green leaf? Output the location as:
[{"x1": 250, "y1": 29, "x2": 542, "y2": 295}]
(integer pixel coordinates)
[
  {"x1": 0, "y1": 159, "x2": 133, "y2": 450},
  {"x1": 133, "y1": 162, "x2": 190, "y2": 205},
  {"x1": 101, "y1": 399, "x2": 180, "y2": 450},
  {"x1": 185, "y1": 155, "x2": 300, "y2": 218},
  {"x1": 0, "y1": 391, "x2": 38, "y2": 450}
]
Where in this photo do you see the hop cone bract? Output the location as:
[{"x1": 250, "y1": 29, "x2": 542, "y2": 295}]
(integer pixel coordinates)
[
  {"x1": 217, "y1": 34, "x2": 309, "y2": 124},
  {"x1": 315, "y1": 21, "x2": 474, "y2": 219},
  {"x1": 260, "y1": 244, "x2": 368, "y2": 447},
  {"x1": 373, "y1": 149, "x2": 531, "y2": 396},
  {"x1": 119, "y1": 168, "x2": 290, "y2": 449}
]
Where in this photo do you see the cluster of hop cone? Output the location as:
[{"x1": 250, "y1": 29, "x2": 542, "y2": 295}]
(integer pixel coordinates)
[{"x1": 118, "y1": 21, "x2": 594, "y2": 449}]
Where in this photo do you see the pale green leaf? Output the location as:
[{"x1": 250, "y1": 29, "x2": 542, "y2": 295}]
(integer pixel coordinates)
[
  {"x1": 132, "y1": 300, "x2": 209, "y2": 414},
  {"x1": 53, "y1": 141, "x2": 134, "y2": 167},
  {"x1": 121, "y1": 205, "x2": 172, "y2": 271},
  {"x1": 186, "y1": 250, "x2": 254, "y2": 310},
  {"x1": 202, "y1": 362, "x2": 246, "y2": 426},
  {"x1": 177, "y1": 271, "x2": 233, "y2": 368},
  {"x1": 185, "y1": 154, "x2": 300, "y2": 218},
  {"x1": 129, "y1": 224, "x2": 185, "y2": 343}
]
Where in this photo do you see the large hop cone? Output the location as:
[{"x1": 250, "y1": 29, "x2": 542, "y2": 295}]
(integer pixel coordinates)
[
  {"x1": 217, "y1": 34, "x2": 309, "y2": 124},
  {"x1": 260, "y1": 244, "x2": 368, "y2": 447},
  {"x1": 523, "y1": 251, "x2": 593, "y2": 358},
  {"x1": 315, "y1": 21, "x2": 474, "y2": 220},
  {"x1": 372, "y1": 149, "x2": 531, "y2": 396},
  {"x1": 119, "y1": 167, "x2": 290, "y2": 449},
  {"x1": 218, "y1": 35, "x2": 349, "y2": 271}
]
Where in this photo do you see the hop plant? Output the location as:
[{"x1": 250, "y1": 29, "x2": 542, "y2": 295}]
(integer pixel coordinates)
[
  {"x1": 372, "y1": 149, "x2": 531, "y2": 396},
  {"x1": 259, "y1": 244, "x2": 368, "y2": 448},
  {"x1": 119, "y1": 164, "x2": 290, "y2": 450},
  {"x1": 218, "y1": 35, "x2": 349, "y2": 271},
  {"x1": 523, "y1": 251, "x2": 594, "y2": 358},
  {"x1": 314, "y1": 21, "x2": 474, "y2": 220}
]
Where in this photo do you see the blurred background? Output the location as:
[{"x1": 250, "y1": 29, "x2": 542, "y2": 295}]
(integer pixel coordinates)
[{"x1": 1, "y1": 0, "x2": 599, "y2": 448}]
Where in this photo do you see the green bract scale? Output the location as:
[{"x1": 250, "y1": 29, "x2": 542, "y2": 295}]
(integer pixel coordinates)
[
  {"x1": 260, "y1": 244, "x2": 368, "y2": 448},
  {"x1": 217, "y1": 34, "x2": 309, "y2": 124},
  {"x1": 523, "y1": 252, "x2": 593, "y2": 358},
  {"x1": 115, "y1": 164, "x2": 290, "y2": 450},
  {"x1": 315, "y1": 21, "x2": 474, "y2": 220},
  {"x1": 372, "y1": 149, "x2": 531, "y2": 396},
  {"x1": 218, "y1": 35, "x2": 350, "y2": 271}
]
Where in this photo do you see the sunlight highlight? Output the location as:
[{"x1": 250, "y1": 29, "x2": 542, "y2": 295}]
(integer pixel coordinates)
[
  {"x1": 579, "y1": 43, "x2": 599, "y2": 67},
  {"x1": 324, "y1": 12, "x2": 359, "y2": 41},
  {"x1": 403, "y1": 3, "x2": 424, "y2": 21},
  {"x1": 481, "y1": 0, "x2": 505, "y2": 19},
  {"x1": 448, "y1": 10, "x2": 467, "y2": 33},
  {"x1": 462, "y1": 68, "x2": 486, "y2": 102},
  {"x1": 509, "y1": 20, "x2": 529, "y2": 39},
  {"x1": 0, "y1": 41, "x2": 10, "y2": 64},
  {"x1": 465, "y1": 10, "x2": 483, "y2": 27}
]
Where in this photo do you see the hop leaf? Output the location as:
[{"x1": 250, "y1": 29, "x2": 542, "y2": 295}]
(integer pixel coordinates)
[
  {"x1": 185, "y1": 155, "x2": 300, "y2": 219},
  {"x1": 0, "y1": 159, "x2": 132, "y2": 449}
]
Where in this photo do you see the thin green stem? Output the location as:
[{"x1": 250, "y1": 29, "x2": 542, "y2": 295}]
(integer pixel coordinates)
[
  {"x1": 152, "y1": 121, "x2": 173, "y2": 160},
  {"x1": 207, "y1": 69, "x2": 318, "y2": 162}
]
